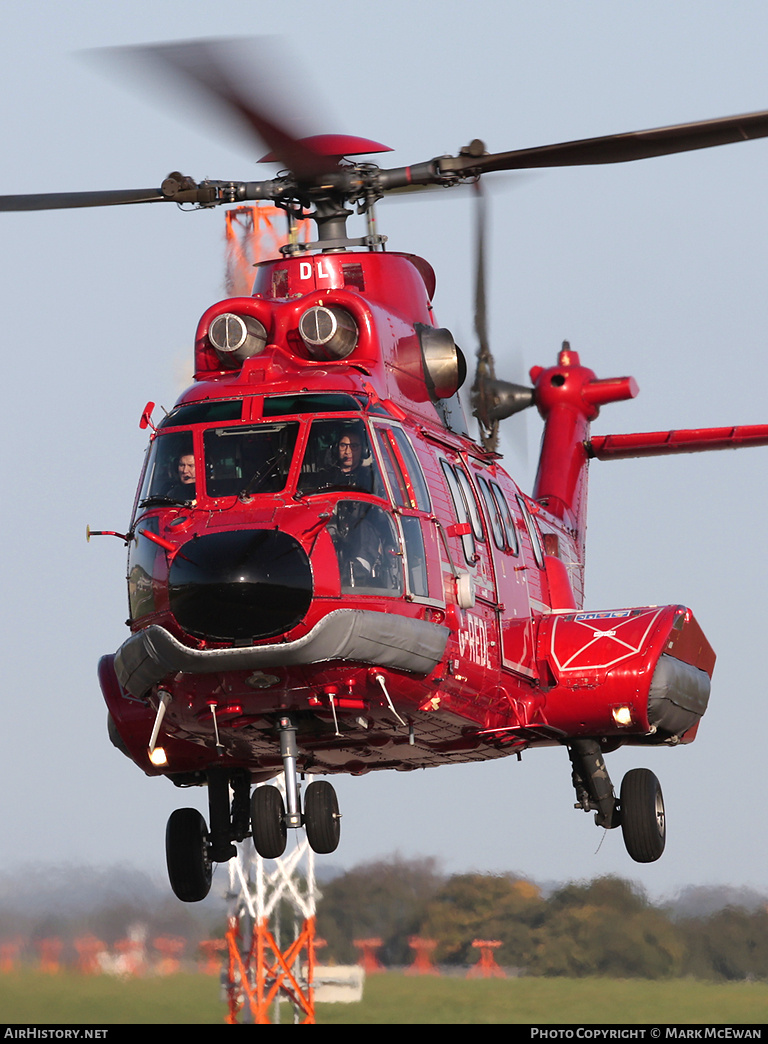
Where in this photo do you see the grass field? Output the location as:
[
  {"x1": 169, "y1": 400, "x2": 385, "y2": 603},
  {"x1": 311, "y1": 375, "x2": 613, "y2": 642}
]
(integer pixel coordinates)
[{"x1": 0, "y1": 970, "x2": 766, "y2": 1024}]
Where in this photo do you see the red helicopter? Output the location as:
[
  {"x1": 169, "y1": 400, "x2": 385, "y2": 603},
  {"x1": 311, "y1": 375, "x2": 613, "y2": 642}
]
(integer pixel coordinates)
[{"x1": 6, "y1": 41, "x2": 768, "y2": 902}]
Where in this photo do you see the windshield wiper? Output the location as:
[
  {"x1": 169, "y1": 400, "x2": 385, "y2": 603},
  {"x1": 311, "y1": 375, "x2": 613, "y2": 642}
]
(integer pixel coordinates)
[
  {"x1": 239, "y1": 448, "x2": 287, "y2": 499},
  {"x1": 138, "y1": 495, "x2": 192, "y2": 508}
]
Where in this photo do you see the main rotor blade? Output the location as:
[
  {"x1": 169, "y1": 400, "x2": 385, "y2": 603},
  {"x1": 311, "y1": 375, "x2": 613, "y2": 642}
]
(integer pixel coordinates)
[
  {"x1": 470, "y1": 179, "x2": 500, "y2": 453},
  {"x1": 0, "y1": 188, "x2": 166, "y2": 212},
  {"x1": 473, "y1": 180, "x2": 490, "y2": 362},
  {"x1": 440, "y1": 109, "x2": 768, "y2": 176},
  {"x1": 101, "y1": 39, "x2": 333, "y2": 180}
]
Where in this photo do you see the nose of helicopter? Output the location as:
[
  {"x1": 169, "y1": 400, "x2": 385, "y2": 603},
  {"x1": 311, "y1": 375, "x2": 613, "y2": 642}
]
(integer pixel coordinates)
[{"x1": 168, "y1": 529, "x2": 313, "y2": 641}]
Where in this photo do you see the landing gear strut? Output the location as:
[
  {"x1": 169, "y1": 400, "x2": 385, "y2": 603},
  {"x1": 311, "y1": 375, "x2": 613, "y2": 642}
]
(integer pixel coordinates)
[
  {"x1": 250, "y1": 714, "x2": 342, "y2": 859},
  {"x1": 165, "y1": 766, "x2": 251, "y2": 903},
  {"x1": 567, "y1": 741, "x2": 666, "y2": 863},
  {"x1": 568, "y1": 739, "x2": 620, "y2": 830},
  {"x1": 165, "y1": 719, "x2": 342, "y2": 900}
]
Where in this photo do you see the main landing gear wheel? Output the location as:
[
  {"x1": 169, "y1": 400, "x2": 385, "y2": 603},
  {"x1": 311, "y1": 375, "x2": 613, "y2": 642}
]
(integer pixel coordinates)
[
  {"x1": 303, "y1": 780, "x2": 341, "y2": 854},
  {"x1": 251, "y1": 785, "x2": 288, "y2": 859},
  {"x1": 166, "y1": 808, "x2": 213, "y2": 903},
  {"x1": 620, "y1": 768, "x2": 666, "y2": 863}
]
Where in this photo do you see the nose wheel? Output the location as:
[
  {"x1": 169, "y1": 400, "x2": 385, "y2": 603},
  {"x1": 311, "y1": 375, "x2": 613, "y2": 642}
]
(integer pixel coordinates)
[
  {"x1": 251, "y1": 784, "x2": 288, "y2": 859},
  {"x1": 250, "y1": 777, "x2": 342, "y2": 858},
  {"x1": 303, "y1": 780, "x2": 341, "y2": 854},
  {"x1": 249, "y1": 713, "x2": 342, "y2": 857}
]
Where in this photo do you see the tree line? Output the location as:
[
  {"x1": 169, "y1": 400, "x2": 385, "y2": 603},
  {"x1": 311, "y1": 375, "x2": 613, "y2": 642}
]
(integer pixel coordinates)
[
  {"x1": 1, "y1": 860, "x2": 765, "y2": 981},
  {"x1": 315, "y1": 857, "x2": 768, "y2": 981}
]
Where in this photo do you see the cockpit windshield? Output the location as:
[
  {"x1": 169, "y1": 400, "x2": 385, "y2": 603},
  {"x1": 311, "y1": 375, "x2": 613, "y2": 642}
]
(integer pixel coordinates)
[
  {"x1": 137, "y1": 422, "x2": 300, "y2": 508},
  {"x1": 297, "y1": 419, "x2": 385, "y2": 497},
  {"x1": 136, "y1": 415, "x2": 389, "y2": 512},
  {"x1": 203, "y1": 423, "x2": 300, "y2": 498},
  {"x1": 138, "y1": 431, "x2": 197, "y2": 507}
]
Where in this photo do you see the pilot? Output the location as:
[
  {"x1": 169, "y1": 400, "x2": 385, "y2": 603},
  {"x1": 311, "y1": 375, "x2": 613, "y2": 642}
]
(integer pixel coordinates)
[
  {"x1": 320, "y1": 426, "x2": 378, "y2": 493},
  {"x1": 177, "y1": 453, "x2": 196, "y2": 488},
  {"x1": 166, "y1": 452, "x2": 197, "y2": 500}
]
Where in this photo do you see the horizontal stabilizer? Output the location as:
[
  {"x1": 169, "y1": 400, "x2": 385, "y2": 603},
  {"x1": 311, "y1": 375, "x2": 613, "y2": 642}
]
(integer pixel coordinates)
[{"x1": 587, "y1": 424, "x2": 768, "y2": 460}]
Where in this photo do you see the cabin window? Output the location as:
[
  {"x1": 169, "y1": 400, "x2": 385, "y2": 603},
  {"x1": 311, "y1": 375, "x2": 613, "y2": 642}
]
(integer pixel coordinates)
[
  {"x1": 137, "y1": 430, "x2": 197, "y2": 507},
  {"x1": 297, "y1": 419, "x2": 385, "y2": 496},
  {"x1": 329, "y1": 499, "x2": 403, "y2": 597},
  {"x1": 454, "y1": 466, "x2": 484, "y2": 542},
  {"x1": 203, "y1": 422, "x2": 299, "y2": 498},
  {"x1": 440, "y1": 460, "x2": 476, "y2": 564},
  {"x1": 486, "y1": 480, "x2": 520, "y2": 555},
  {"x1": 477, "y1": 475, "x2": 506, "y2": 550},
  {"x1": 517, "y1": 495, "x2": 545, "y2": 569}
]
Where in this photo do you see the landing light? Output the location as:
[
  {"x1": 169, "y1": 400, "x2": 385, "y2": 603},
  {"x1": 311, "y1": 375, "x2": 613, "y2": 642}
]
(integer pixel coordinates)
[
  {"x1": 149, "y1": 746, "x2": 168, "y2": 767},
  {"x1": 612, "y1": 705, "x2": 633, "y2": 727}
]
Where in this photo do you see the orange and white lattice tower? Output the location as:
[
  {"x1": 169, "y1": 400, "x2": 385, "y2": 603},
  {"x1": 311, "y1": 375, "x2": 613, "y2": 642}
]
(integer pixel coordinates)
[
  {"x1": 223, "y1": 777, "x2": 318, "y2": 1025},
  {"x1": 224, "y1": 204, "x2": 311, "y2": 297}
]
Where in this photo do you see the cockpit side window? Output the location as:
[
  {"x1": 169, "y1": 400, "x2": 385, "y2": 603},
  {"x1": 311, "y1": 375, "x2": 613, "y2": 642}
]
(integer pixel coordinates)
[
  {"x1": 373, "y1": 425, "x2": 432, "y2": 512},
  {"x1": 373, "y1": 429, "x2": 409, "y2": 507},
  {"x1": 329, "y1": 500, "x2": 403, "y2": 597}
]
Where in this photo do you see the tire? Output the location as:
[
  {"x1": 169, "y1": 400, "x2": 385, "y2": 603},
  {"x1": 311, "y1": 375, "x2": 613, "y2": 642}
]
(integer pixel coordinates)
[
  {"x1": 304, "y1": 780, "x2": 341, "y2": 854},
  {"x1": 251, "y1": 785, "x2": 287, "y2": 859},
  {"x1": 620, "y1": 768, "x2": 666, "y2": 863},
  {"x1": 166, "y1": 808, "x2": 213, "y2": 903}
]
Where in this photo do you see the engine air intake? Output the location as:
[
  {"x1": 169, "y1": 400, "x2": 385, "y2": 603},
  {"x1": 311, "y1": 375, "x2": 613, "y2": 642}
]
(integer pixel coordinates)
[
  {"x1": 299, "y1": 305, "x2": 358, "y2": 359},
  {"x1": 208, "y1": 312, "x2": 268, "y2": 366}
]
